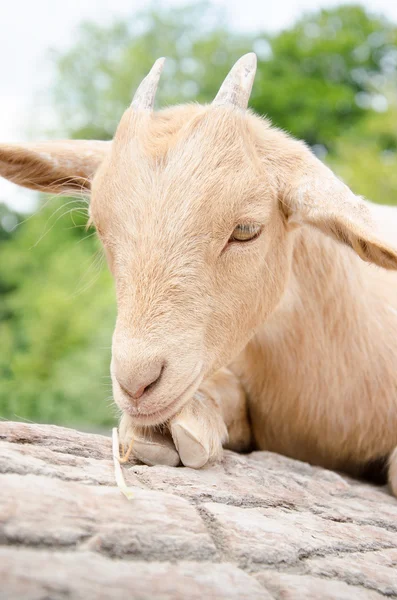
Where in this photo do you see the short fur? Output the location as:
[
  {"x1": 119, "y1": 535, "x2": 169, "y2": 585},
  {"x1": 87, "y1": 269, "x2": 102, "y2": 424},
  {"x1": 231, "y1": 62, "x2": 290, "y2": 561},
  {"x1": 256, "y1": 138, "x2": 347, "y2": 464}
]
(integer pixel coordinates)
[{"x1": 1, "y1": 59, "x2": 397, "y2": 495}]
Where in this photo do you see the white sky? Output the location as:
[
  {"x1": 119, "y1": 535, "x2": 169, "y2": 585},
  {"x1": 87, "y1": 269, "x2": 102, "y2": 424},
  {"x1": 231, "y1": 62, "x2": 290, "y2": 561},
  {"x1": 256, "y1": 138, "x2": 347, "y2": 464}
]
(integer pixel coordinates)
[{"x1": 1, "y1": 0, "x2": 397, "y2": 212}]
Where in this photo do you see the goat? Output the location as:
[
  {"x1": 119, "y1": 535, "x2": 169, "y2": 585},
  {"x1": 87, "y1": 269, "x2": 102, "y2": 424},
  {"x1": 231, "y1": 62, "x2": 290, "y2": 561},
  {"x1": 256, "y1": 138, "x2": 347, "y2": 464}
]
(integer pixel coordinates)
[{"x1": 1, "y1": 54, "x2": 397, "y2": 495}]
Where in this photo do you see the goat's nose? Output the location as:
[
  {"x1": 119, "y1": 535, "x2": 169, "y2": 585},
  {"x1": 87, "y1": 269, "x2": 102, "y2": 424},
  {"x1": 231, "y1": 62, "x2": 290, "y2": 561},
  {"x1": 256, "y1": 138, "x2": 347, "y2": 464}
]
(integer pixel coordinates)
[{"x1": 115, "y1": 359, "x2": 164, "y2": 404}]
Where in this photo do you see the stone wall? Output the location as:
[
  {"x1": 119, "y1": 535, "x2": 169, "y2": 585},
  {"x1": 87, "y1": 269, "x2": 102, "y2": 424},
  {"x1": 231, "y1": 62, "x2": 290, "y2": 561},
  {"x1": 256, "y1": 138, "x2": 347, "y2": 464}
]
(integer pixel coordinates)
[{"x1": 1, "y1": 421, "x2": 397, "y2": 599}]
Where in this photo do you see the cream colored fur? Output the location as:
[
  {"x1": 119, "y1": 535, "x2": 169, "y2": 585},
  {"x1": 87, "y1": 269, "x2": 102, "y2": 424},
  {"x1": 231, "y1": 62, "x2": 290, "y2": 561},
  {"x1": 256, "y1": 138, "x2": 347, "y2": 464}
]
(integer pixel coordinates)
[{"x1": 1, "y1": 59, "x2": 397, "y2": 495}]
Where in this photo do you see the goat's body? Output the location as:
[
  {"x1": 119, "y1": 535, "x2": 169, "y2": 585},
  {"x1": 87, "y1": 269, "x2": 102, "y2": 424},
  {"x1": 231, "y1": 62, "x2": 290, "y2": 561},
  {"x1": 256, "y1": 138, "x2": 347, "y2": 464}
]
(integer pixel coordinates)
[
  {"x1": 3, "y1": 54, "x2": 397, "y2": 493},
  {"x1": 232, "y1": 201, "x2": 397, "y2": 475}
]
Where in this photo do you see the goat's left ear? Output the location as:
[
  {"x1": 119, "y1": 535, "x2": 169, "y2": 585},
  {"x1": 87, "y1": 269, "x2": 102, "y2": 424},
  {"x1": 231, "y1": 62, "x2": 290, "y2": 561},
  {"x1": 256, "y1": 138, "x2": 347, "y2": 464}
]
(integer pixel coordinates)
[
  {"x1": 282, "y1": 161, "x2": 397, "y2": 271},
  {"x1": 0, "y1": 140, "x2": 110, "y2": 194}
]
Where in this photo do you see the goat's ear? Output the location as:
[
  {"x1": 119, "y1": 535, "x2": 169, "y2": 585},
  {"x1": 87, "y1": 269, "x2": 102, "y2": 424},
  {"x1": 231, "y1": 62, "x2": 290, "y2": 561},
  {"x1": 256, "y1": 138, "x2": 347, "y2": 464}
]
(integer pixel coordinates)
[
  {"x1": 282, "y1": 161, "x2": 397, "y2": 271},
  {"x1": 0, "y1": 140, "x2": 110, "y2": 194}
]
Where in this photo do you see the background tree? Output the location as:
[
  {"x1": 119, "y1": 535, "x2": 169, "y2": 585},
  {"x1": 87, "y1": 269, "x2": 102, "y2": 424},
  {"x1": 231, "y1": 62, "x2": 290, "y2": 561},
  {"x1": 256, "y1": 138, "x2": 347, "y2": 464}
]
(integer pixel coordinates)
[{"x1": 253, "y1": 5, "x2": 397, "y2": 148}]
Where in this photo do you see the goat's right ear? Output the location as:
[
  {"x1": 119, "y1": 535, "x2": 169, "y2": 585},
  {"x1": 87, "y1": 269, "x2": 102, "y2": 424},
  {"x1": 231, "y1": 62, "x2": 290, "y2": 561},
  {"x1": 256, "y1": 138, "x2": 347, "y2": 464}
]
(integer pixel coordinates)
[
  {"x1": 0, "y1": 140, "x2": 110, "y2": 195},
  {"x1": 281, "y1": 157, "x2": 397, "y2": 271}
]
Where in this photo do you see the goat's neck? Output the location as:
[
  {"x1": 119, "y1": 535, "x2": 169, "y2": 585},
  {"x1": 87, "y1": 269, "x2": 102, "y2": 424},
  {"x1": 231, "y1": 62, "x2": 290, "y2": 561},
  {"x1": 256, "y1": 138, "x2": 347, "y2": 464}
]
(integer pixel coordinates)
[{"x1": 263, "y1": 226, "x2": 382, "y2": 341}]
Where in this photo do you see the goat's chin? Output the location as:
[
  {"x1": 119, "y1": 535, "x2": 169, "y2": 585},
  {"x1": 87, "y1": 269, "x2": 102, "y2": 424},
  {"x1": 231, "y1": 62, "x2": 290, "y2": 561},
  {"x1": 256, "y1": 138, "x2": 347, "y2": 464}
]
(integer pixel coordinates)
[{"x1": 114, "y1": 369, "x2": 204, "y2": 427}]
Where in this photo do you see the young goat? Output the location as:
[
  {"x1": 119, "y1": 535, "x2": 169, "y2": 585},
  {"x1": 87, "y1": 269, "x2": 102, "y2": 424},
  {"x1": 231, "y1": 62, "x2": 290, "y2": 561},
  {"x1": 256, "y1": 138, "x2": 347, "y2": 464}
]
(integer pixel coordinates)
[{"x1": 2, "y1": 54, "x2": 397, "y2": 494}]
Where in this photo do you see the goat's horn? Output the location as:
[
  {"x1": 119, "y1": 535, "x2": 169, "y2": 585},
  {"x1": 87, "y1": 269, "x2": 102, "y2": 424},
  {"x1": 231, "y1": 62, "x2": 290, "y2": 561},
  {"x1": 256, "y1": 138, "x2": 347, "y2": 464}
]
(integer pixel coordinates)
[
  {"x1": 131, "y1": 57, "x2": 165, "y2": 111},
  {"x1": 213, "y1": 53, "x2": 257, "y2": 110}
]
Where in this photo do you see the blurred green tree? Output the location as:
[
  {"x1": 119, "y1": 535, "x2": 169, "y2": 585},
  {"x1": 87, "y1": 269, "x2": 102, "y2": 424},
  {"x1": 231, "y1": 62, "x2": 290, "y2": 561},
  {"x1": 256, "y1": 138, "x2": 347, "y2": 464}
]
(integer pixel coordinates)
[
  {"x1": 329, "y1": 106, "x2": 397, "y2": 205},
  {"x1": 252, "y1": 5, "x2": 397, "y2": 147},
  {"x1": 0, "y1": 203, "x2": 116, "y2": 427}
]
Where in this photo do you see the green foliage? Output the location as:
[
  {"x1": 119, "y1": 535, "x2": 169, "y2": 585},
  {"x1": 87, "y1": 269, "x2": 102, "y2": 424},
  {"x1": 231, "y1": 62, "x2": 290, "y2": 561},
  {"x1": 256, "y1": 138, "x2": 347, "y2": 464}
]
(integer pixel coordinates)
[
  {"x1": 0, "y1": 203, "x2": 116, "y2": 427},
  {"x1": 252, "y1": 5, "x2": 397, "y2": 147},
  {"x1": 1, "y1": 3, "x2": 397, "y2": 428},
  {"x1": 329, "y1": 107, "x2": 397, "y2": 204}
]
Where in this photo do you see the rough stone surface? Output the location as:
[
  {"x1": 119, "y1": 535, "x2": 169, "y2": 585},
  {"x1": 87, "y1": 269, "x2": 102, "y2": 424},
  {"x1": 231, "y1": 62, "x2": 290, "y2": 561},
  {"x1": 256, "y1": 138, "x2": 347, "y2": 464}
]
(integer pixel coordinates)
[{"x1": 1, "y1": 421, "x2": 397, "y2": 599}]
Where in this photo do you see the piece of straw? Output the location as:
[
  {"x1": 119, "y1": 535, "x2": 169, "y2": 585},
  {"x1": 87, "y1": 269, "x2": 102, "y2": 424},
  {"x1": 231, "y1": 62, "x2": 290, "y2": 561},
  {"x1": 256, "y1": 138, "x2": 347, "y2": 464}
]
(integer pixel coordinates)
[{"x1": 112, "y1": 427, "x2": 134, "y2": 500}]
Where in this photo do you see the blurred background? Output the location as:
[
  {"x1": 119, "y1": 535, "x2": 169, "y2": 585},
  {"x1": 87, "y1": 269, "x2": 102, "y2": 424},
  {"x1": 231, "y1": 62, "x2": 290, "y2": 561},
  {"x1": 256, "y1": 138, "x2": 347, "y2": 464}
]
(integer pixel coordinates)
[{"x1": 1, "y1": 1, "x2": 397, "y2": 431}]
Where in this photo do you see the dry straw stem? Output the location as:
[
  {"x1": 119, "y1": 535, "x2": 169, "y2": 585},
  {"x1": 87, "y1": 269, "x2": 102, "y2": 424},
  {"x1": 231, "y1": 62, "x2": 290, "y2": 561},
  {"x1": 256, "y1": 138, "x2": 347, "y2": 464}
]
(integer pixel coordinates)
[{"x1": 112, "y1": 427, "x2": 134, "y2": 500}]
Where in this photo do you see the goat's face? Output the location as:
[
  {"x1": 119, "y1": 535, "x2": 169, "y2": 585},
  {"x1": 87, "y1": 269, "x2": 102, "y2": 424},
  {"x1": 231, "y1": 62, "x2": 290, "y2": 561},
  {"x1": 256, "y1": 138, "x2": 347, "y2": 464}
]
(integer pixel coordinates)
[
  {"x1": 2, "y1": 54, "x2": 396, "y2": 426},
  {"x1": 90, "y1": 105, "x2": 291, "y2": 424}
]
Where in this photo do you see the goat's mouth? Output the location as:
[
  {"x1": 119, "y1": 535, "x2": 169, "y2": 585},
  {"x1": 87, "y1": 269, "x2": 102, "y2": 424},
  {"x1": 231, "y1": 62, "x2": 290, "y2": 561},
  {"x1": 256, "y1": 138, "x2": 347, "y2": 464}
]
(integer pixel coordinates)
[{"x1": 117, "y1": 368, "x2": 204, "y2": 426}]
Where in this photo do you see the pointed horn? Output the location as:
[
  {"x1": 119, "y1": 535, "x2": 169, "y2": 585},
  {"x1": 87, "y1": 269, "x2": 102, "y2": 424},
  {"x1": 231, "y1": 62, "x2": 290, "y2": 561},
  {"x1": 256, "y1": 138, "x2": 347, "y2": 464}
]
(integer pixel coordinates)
[
  {"x1": 131, "y1": 57, "x2": 166, "y2": 111},
  {"x1": 213, "y1": 53, "x2": 257, "y2": 109}
]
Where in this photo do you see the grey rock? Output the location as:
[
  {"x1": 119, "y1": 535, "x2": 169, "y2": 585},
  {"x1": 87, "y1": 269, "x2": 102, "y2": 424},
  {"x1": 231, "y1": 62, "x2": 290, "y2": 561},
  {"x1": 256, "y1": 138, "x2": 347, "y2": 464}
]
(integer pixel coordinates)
[{"x1": 1, "y1": 421, "x2": 396, "y2": 599}]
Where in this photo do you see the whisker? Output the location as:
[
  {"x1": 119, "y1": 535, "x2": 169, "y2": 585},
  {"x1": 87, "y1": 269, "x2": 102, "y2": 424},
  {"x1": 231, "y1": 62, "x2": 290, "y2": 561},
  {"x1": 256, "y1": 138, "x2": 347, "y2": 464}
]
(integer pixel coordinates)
[
  {"x1": 76, "y1": 231, "x2": 97, "y2": 245},
  {"x1": 71, "y1": 250, "x2": 105, "y2": 297},
  {"x1": 12, "y1": 414, "x2": 37, "y2": 424},
  {"x1": 31, "y1": 200, "x2": 87, "y2": 248}
]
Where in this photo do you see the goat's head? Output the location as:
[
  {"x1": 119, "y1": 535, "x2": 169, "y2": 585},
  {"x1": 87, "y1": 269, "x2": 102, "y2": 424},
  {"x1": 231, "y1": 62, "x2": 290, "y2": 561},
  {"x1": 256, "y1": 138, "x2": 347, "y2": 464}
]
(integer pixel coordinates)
[{"x1": 1, "y1": 54, "x2": 397, "y2": 425}]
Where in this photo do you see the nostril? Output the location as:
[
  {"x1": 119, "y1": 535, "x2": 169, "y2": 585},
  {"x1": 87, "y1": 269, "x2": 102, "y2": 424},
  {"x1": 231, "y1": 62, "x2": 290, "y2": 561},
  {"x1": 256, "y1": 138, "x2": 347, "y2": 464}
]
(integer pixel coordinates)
[
  {"x1": 117, "y1": 363, "x2": 164, "y2": 402},
  {"x1": 118, "y1": 382, "x2": 142, "y2": 401},
  {"x1": 141, "y1": 364, "x2": 164, "y2": 394},
  {"x1": 128, "y1": 383, "x2": 146, "y2": 401}
]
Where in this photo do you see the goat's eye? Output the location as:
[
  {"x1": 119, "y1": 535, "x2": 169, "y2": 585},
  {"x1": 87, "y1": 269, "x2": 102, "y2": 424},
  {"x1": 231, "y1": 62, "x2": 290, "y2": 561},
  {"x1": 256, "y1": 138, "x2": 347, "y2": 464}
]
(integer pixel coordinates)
[{"x1": 229, "y1": 223, "x2": 262, "y2": 243}]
